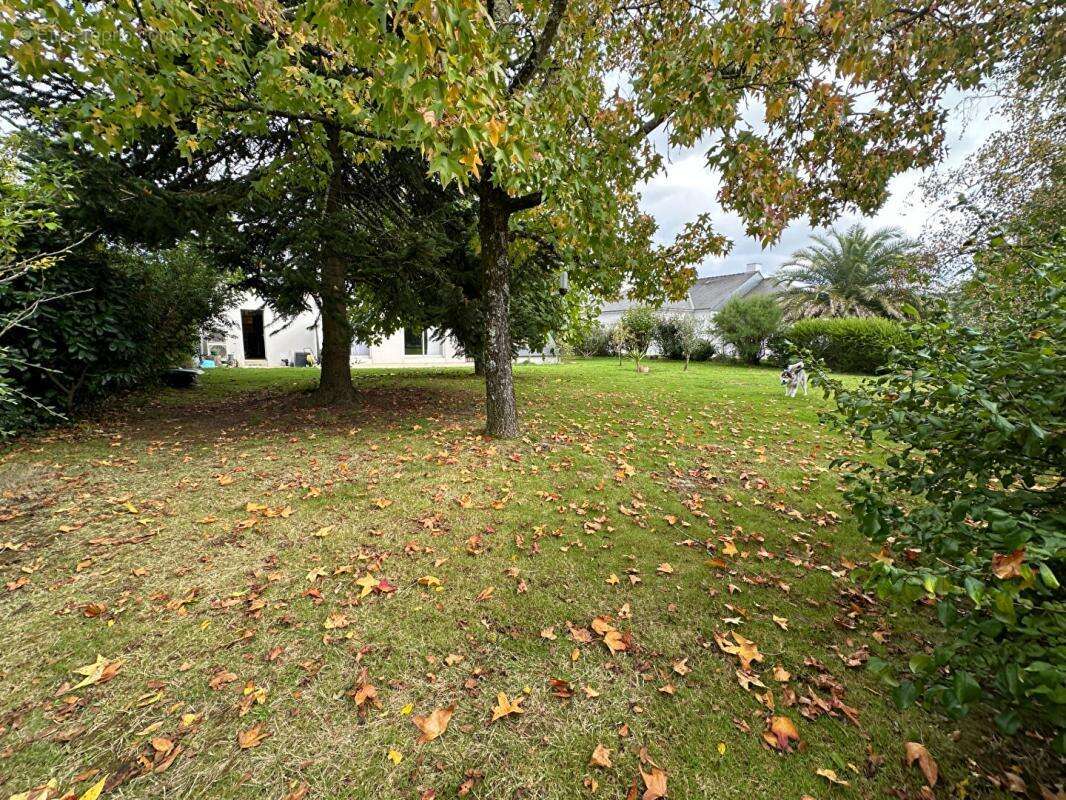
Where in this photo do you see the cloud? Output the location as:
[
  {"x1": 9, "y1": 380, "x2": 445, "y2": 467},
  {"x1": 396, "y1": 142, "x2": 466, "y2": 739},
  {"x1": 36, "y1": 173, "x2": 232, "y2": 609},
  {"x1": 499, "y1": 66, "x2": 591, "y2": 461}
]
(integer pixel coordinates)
[{"x1": 639, "y1": 91, "x2": 1005, "y2": 277}]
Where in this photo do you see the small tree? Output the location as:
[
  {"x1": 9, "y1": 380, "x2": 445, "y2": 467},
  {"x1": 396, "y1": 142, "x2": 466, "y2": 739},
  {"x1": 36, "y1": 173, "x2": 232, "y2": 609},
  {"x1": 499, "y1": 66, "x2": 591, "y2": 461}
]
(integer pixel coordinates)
[
  {"x1": 608, "y1": 323, "x2": 628, "y2": 366},
  {"x1": 714, "y1": 296, "x2": 783, "y2": 365},
  {"x1": 620, "y1": 306, "x2": 658, "y2": 371},
  {"x1": 674, "y1": 315, "x2": 703, "y2": 371}
]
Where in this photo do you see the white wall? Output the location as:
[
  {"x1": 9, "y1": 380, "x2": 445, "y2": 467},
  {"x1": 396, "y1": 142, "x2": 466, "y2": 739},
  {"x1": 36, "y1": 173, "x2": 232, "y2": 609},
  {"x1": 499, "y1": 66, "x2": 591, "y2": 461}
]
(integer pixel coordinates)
[
  {"x1": 209, "y1": 294, "x2": 473, "y2": 366},
  {"x1": 207, "y1": 293, "x2": 320, "y2": 366}
]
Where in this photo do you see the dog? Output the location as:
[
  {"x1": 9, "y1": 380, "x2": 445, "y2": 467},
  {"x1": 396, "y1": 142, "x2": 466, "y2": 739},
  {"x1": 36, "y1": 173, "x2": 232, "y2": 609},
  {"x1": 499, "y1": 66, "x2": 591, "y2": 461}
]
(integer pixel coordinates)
[{"x1": 780, "y1": 360, "x2": 808, "y2": 397}]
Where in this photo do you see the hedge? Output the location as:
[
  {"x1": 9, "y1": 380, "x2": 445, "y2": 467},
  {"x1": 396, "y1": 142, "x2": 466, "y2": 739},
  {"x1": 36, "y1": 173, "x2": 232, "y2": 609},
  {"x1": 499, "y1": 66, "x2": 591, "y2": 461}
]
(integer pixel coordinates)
[{"x1": 772, "y1": 316, "x2": 909, "y2": 374}]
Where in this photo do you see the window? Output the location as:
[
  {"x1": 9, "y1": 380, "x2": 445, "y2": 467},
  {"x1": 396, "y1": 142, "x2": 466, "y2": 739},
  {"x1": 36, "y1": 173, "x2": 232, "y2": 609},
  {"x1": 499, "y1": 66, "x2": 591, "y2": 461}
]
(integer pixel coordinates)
[
  {"x1": 404, "y1": 328, "x2": 426, "y2": 355},
  {"x1": 404, "y1": 328, "x2": 443, "y2": 356}
]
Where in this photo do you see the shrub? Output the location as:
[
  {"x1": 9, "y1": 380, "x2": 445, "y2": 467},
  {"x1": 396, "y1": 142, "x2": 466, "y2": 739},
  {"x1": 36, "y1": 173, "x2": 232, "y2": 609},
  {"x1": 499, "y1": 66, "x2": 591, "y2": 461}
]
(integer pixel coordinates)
[
  {"x1": 774, "y1": 316, "x2": 908, "y2": 373},
  {"x1": 654, "y1": 316, "x2": 685, "y2": 359},
  {"x1": 655, "y1": 315, "x2": 703, "y2": 368},
  {"x1": 689, "y1": 338, "x2": 716, "y2": 362},
  {"x1": 818, "y1": 239, "x2": 1065, "y2": 749},
  {"x1": 713, "y1": 295, "x2": 783, "y2": 364},
  {"x1": 0, "y1": 241, "x2": 230, "y2": 435},
  {"x1": 619, "y1": 305, "x2": 658, "y2": 370},
  {"x1": 568, "y1": 325, "x2": 610, "y2": 358}
]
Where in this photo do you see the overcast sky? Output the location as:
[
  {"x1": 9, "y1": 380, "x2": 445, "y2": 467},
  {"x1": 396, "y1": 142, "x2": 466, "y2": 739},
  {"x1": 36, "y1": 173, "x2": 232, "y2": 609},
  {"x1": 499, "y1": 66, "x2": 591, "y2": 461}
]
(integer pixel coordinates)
[{"x1": 640, "y1": 92, "x2": 1003, "y2": 277}]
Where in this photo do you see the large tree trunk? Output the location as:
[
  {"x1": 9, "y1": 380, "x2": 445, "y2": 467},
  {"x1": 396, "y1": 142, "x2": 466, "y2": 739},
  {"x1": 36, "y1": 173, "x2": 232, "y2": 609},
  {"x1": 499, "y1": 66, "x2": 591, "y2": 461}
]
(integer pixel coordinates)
[
  {"x1": 478, "y1": 186, "x2": 518, "y2": 438},
  {"x1": 473, "y1": 354, "x2": 485, "y2": 376},
  {"x1": 314, "y1": 125, "x2": 355, "y2": 404}
]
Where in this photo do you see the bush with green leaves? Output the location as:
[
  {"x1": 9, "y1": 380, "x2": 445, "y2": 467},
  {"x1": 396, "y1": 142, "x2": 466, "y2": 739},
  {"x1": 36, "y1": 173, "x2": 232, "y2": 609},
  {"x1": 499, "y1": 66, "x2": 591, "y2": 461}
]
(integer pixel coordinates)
[
  {"x1": 655, "y1": 314, "x2": 705, "y2": 369},
  {"x1": 689, "y1": 337, "x2": 717, "y2": 362},
  {"x1": 713, "y1": 295, "x2": 783, "y2": 364},
  {"x1": 0, "y1": 139, "x2": 74, "y2": 437},
  {"x1": 773, "y1": 316, "x2": 908, "y2": 373},
  {"x1": 818, "y1": 240, "x2": 1065, "y2": 749},
  {"x1": 0, "y1": 241, "x2": 231, "y2": 435},
  {"x1": 567, "y1": 324, "x2": 610, "y2": 358},
  {"x1": 619, "y1": 306, "x2": 659, "y2": 370}
]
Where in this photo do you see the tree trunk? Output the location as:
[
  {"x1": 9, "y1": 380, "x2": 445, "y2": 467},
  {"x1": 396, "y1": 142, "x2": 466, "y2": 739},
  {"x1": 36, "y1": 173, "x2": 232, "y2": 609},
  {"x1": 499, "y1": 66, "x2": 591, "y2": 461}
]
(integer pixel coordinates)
[
  {"x1": 313, "y1": 125, "x2": 355, "y2": 404},
  {"x1": 684, "y1": 355, "x2": 690, "y2": 371},
  {"x1": 478, "y1": 185, "x2": 518, "y2": 438},
  {"x1": 473, "y1": 354, "x2": 485, "y2": 376}
]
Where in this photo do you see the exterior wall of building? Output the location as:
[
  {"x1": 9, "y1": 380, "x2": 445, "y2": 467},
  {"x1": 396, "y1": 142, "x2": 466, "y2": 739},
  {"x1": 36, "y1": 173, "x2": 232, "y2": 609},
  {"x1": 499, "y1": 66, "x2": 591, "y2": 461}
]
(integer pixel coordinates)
[
  {"x1": 207, "y1": 293, "x2": 556, "y2": 368},
  {"x1": 203, "y1": 294, "x2": 321, "y2": 367}
]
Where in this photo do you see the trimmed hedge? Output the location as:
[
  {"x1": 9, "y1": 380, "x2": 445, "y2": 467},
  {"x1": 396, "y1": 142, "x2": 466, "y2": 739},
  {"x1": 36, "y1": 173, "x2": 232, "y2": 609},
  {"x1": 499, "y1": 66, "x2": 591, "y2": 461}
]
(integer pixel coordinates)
[{"x1": 772, "y1": 316, "x2": 909, "y2": 374}]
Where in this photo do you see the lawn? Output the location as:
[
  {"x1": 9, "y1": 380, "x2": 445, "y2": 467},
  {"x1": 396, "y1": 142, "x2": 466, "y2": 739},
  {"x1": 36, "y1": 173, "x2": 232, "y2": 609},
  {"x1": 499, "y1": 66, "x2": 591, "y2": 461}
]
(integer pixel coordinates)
[{"x1": 0, "y1": 359, "x2": 1019, "y2": 799}]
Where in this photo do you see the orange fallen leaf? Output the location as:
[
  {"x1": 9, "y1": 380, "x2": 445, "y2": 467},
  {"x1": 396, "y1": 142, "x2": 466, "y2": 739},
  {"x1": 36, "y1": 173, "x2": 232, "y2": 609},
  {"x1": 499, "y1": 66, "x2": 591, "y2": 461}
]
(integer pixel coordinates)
[
  {"x1": 992, "y1": 549, "x2": 1025, "y2": 580},
  {"x1": 763, "y1": 715, "x2": 800, "y2": 752},
  {"x1": 237, "y1": 723, "x2": 269, "y2": 749},
  {"x1": 590, "y1": 744, "x2": 613, "y2": 768},
  {"x1": 413, "y1": 706, "x2": 454, "y2": 743},
  {"x1": 640, "y1": 766, "x2": 668, "y2": 800},
  {"x1": 905, "y1": 741, "x2": 938, "y2": 787},
  {"x1": 490, "y1": 692, "x2": 525, "y2": 722}
]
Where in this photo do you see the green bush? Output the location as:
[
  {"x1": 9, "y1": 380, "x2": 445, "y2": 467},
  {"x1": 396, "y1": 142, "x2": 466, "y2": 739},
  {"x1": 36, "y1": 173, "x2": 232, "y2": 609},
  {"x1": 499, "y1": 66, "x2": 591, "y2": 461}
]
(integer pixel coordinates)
[
  {"x1": 567, "y1": 325, "x2": 610, "y2": 357},
  {"x1": 714, "y1": 295, "x2": 782, "y2": 364},
  {"x1": 818, "y1": 239, "x2": 1065, "y2": 749},
  {"x1": 774, "y1": 316, "x2": 907, "y2": 373},
  {"x1": 619, "y1": 305, "x2": 658, "y2": 369},
  {"x1": 689, "y1": 338, "x2": 716, "y2": 362},
  {"x1": 654, "y1": 315, "x2": 703, "y2": 368},
  {"x1": 0, "y1": 241, "x2": 230, "y2": 436}
]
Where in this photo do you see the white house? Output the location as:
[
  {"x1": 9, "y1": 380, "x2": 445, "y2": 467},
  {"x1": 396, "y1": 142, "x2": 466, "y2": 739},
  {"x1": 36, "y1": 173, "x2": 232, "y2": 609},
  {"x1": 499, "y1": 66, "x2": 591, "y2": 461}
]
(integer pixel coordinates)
[
  {"x1": 202, "y1": 292, "x2": 556, "y2": 368},
  {"x1": 597, "y1": 264, "x2": 778, "y2": 328}
]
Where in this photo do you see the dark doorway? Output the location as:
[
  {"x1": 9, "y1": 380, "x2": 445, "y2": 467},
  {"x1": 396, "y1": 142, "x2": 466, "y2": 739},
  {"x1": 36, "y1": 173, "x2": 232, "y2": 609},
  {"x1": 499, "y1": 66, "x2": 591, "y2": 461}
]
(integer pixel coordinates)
[{"x1": 241, "y1": 309, "x2": 266, "y2": 360}]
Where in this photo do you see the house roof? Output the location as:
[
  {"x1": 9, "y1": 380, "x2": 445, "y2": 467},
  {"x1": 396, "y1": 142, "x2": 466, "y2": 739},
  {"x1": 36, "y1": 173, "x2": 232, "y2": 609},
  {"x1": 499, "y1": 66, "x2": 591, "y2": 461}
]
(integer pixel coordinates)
[{"x1": 599, "y1": 270, "x2": 777, "y2": 316}]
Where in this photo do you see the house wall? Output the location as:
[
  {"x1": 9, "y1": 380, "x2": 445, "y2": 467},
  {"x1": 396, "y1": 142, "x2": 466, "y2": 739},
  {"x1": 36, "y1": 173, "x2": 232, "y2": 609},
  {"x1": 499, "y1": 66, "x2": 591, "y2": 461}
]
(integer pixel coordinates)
[
  {"x1": 207, "y1": 293, "x2": 511, "y2": 368},
  {"x1": 205, "y1": 294, "x2": 321, "y2": 366}
]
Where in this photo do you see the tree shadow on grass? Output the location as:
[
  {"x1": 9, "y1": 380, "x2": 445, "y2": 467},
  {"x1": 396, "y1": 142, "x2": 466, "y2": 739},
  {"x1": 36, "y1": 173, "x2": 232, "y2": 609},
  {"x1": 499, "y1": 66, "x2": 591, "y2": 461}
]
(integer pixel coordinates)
[{"x1": 24, "y1": 376, "x2": 486, "y2": 448}]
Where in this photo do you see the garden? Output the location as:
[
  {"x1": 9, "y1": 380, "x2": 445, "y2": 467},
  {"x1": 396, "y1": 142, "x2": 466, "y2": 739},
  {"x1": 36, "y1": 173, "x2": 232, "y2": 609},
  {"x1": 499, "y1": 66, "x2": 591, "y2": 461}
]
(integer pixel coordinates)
[{"x1": 1, "y1": 0, "x2": 1063, "y2": 797}]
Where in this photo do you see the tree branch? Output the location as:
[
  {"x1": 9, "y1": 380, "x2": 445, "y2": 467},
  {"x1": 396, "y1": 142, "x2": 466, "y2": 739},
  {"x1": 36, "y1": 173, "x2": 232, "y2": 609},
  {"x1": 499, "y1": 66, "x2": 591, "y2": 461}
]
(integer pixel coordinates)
[
  {"x1": 508, "y1": 190, "x2": 543, "y2": 212},
  {"x1": 507, "y1": 0, "x2": 569, "y2": 95}
]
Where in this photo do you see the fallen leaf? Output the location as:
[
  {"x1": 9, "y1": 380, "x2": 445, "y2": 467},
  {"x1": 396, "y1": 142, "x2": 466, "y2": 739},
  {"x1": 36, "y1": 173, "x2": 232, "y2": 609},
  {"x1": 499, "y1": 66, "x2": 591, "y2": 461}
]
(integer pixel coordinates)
[
  {"x1": 590, "y1": 743, "x2": 613, "y2": 768},
  {"x1": 905, "y1": 741, "x2": 938, "y2": 787},
  {"x1": 413, "y1": 706, "x2": 454, "y2": 743},
  {"x1": 490, "y1": 692, "x2": 525, "y2": 722},
  {"x1": 640, "y1": 766, "x2": 668, "y2": 800},
  {"x1": 763, "y1": 715, "x2": 800, "y2": 752},
  {"x1": 817, "y1": 768, "x2": 850, "y2": 786},
  {"x1": 69, "y1": 655, "x2": 121, "y2": 691},
  {"x1": 992, "y1": 549, "x2": 1025, "y2": 580},
  {"x1": 237, "y1": 723, "x2": 269, "y2": 749},
  {"x1": 78, "y1": 777, "x2": 107, "y2": 800}
]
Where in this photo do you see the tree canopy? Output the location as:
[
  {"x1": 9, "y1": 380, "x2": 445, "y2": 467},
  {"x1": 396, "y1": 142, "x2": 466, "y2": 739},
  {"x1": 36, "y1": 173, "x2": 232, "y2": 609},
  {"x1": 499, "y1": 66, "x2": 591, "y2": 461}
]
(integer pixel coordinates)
[{"x1": 3, "y1": 0, "x2": 1059, "y2": 433}]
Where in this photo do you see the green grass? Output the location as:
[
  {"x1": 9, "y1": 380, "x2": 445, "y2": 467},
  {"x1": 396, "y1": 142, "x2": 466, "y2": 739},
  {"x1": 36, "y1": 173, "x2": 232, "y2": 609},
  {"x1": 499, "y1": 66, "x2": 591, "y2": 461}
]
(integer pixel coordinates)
[{"x1": 0, "y1": 359, "x2": 1021, "y2": 798}]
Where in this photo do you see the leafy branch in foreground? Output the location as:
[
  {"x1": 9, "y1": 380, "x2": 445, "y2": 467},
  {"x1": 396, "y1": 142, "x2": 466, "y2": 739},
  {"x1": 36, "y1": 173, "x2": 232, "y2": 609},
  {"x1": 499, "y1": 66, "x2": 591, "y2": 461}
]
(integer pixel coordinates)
[{"x1": 816, "y1": 237, "x2": 1065, "y2": 750}]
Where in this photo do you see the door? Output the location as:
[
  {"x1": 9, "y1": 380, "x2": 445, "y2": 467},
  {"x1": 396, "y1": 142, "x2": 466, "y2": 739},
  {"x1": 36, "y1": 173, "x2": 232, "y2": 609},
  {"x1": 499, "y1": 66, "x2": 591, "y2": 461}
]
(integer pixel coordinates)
[{"x1": 241, "y1": 309, "x2": 266, "y2": 360}]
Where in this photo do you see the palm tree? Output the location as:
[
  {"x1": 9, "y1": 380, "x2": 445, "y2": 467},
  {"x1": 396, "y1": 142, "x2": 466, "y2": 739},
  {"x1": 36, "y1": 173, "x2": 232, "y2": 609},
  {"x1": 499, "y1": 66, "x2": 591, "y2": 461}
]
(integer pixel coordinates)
[{"x1": 775, "y1": 224, "x2": 917, "y2": 319}]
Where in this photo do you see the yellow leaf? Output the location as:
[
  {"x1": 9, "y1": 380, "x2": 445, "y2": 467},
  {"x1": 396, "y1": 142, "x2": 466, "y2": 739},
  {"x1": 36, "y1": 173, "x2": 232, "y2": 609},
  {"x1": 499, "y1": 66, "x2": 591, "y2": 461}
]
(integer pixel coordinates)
[
  {"x1": 78, "y1": 777, "x2": 107, "y2": 800},
  {"x1": 490, "y1": 692, "x2": 525, "y2": 722},
  {"x1": 387, "y1": 748, "x2": 403, "y2": 764}
]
